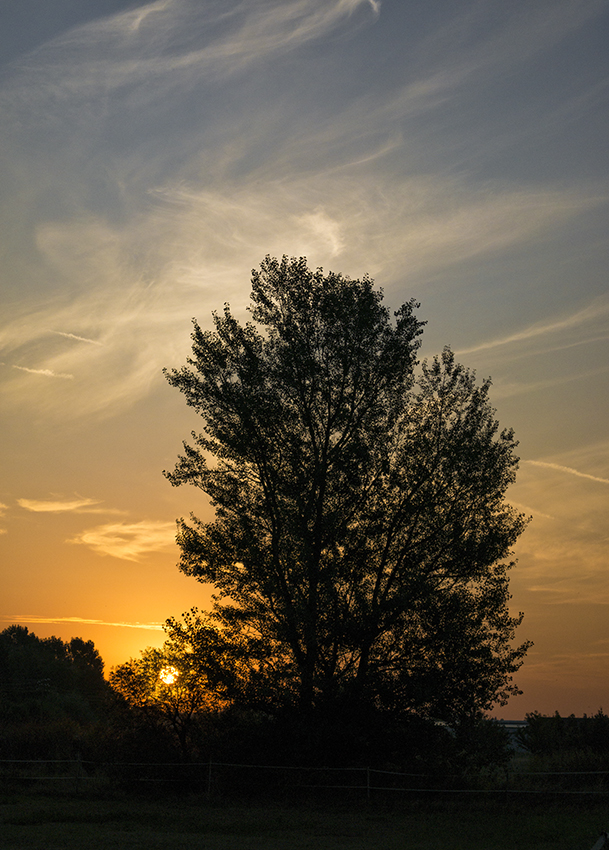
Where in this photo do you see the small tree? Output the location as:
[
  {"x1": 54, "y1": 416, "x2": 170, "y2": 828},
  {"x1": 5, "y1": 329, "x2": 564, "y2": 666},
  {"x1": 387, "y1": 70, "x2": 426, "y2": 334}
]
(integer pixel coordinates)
[
  {"x1": 109, "y1": 610, "x2": 245, "y2": 759},
  {"x1": 164, "y1": 255, "x2": 530, "y2": 721}
]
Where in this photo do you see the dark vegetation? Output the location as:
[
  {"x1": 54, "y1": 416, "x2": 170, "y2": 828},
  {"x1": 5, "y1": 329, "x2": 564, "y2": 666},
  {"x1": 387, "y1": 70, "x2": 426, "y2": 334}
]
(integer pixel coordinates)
[
  {"x1": 2, "y1": 621, "x2": 607, "y2": 792},
  {"x1": 518, "y1": 709, "x2": 609, "y2": 756},
  {"x1": 0, "y1": 627, "x2": 607, "y2": 837},
  {"x1": 0, "y1": 625, "x2": 111, "y2": 762},
  {"x1": 2, "y1": 651, "x2": 607, "y2": 850},
  {"x1": 515, "y1": 709, "x2": 609, "y2": 789}
]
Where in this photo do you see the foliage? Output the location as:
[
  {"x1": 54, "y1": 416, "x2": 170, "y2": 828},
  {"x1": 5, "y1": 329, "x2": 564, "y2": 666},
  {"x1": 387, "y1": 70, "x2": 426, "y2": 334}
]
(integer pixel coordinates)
[{"x1": 164, "y1": 255, "x2": 530, "y2": 721}]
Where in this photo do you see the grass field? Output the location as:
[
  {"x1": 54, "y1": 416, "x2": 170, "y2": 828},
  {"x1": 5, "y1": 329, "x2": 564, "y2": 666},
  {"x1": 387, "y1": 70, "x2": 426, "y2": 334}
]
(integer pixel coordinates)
[{"x1": 0, "y1": 787, "x2": 608, "y2": 850}]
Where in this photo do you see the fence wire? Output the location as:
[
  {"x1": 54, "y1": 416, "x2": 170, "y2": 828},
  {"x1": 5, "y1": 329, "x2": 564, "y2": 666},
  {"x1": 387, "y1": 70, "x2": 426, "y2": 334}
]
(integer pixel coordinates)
[{"x1": 1, "y1": 758, "x2": 609, "y2": 797}]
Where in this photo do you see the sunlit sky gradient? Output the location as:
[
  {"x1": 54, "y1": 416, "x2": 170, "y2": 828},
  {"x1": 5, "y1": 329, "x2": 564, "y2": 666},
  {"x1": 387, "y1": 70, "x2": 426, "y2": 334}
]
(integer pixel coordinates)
[{"x1": 1, "y1": 0, "x2": 608, "y2": 718}]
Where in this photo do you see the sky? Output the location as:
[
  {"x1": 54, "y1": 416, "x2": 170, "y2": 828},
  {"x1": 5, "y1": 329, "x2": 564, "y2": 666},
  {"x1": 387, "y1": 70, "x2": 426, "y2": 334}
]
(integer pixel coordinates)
[{"x1": 0, "y1": 0, "x2": 607, "y2": 719}]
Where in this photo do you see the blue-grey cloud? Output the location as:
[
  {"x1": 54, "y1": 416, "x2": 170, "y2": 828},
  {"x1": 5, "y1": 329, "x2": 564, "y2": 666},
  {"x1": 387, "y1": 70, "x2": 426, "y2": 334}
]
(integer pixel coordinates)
[{"x1": 5, "y1": 0, "x2": 379, "y2": 100}]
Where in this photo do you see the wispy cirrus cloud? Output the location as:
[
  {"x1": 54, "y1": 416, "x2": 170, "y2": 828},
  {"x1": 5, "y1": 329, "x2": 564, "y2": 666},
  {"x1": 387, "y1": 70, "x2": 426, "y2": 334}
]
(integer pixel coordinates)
[
  {"x1": 10, "y1": 0, "x2": 379, "y2": 101},
  {"x1": 514, "y1": 648, "x2": 609, "y2": 685},
  {"x1": 0, "y1": 0, "x2": 605, "y2": 427},
  {"x1": 510, "y1": 443, "x2": 609, "y2": 604},
  {"x1": 413, "y1": 0, "x2": 606, "y2": 86},
  {"x1": 69, "y1": 520, "x2": 177, "y2": 561},
  {"x1": 488, "y1": 365, "x2": 609, "y2": 400},
  {"x1": 0, "y1": 179, "x2": 602, "y2": 421},
  {"x1": 509, "y1": 501, "x2": 554, "y2": 521}
]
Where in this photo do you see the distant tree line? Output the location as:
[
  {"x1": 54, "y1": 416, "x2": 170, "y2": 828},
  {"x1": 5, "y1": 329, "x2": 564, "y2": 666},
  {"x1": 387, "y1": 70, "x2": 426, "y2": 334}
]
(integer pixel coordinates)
[
  {"x1": 0, "y1": 625, "x2": 111, "y2": 761},
  {"x1": 517, "y1": 710, "x2": 609, "y2": 756}
]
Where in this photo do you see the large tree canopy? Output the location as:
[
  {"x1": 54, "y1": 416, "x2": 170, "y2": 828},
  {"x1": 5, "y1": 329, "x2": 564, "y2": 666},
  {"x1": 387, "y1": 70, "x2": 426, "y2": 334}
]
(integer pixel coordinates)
[{"x1": 164, "y1": 255, "x2": 530, "y2": 721}]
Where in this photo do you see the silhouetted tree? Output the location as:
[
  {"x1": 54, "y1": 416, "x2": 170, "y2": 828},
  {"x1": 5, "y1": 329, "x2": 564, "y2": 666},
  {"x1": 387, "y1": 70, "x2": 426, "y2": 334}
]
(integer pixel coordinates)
[
  {"x1": 164, "y1": 255, "x2": 531, "y2": 722},
  {"x1": 109, "y1": 610, "x2": 246, "y2": 759}
]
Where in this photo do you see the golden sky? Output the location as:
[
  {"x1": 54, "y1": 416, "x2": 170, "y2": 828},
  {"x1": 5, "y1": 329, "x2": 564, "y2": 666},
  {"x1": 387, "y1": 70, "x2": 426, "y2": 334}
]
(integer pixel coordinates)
[{"x1": 1, "y1": 0, "x2": 608, "y2": 718}]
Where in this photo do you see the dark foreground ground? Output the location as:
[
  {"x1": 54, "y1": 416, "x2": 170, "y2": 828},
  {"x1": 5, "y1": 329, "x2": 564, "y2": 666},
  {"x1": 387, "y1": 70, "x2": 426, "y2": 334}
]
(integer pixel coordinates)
[{"x1": 0, "y1": 787, "x2": 607, "y2": 850}]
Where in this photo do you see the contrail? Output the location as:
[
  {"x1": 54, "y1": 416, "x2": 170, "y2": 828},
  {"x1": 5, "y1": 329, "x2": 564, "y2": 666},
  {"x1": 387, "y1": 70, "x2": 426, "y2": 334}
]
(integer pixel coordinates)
[
  {"x1": 51, "y1": 331, "x2": 103, "y2": 346},
  {"x1": 456, "y1": 299, "x2": 609, "y2": 355},
  {"x1": 526, "y1": 460, "x2": 609, "y2": 485}
]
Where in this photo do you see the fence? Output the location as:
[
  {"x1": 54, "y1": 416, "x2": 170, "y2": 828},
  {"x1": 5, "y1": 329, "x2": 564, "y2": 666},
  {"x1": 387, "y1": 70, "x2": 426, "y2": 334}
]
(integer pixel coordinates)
[{"x1": 2, "y1": 758, "x2": 609, "y2": 799}]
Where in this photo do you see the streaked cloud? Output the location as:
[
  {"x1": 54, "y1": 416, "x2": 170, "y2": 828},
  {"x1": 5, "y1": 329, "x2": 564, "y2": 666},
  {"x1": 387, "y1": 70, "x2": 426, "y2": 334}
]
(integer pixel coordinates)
[
  {"x1": 490, "y1": 365, "x2": 609, "y2": 400},
  {"x1": 51, "y1": 331, "x2": 104, "y2": 346},
  {"x1": 415, "y1": 0, "x2": 606, "y2": 86},
  {"x1": 69, "y1": 520, "x2": 177, "y2": 561},
  {"x1": 0, "y1": 175, "x2": 601, "y2": 422},
  {"x1": 457, "y1": 297, "x2": 609, "y2": 356},
  {"x1": 525, "y1": 460, "x2": 609, "y2": 486},
  {"x1": 8, "y1": 364, "x2": 74, "y2": 380},
  {"x1": 0, "y1": 615, "x2": 163, "y2": 631},
  {"x1": 515, "y1": 649, "x2": 609, "y2": 686},
  {"x1": 17, "y1": 496, "x2": 103, "y2": 513},
  {"x1": 509, "y1": 502, "x2": 554, "y2": 521},
  {"x1": 0, "y1": 0, "x2": 605, "y2": 425}
]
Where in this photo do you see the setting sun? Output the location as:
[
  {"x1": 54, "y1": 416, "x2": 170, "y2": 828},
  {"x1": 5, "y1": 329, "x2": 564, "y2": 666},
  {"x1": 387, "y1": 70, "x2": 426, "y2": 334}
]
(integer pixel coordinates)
[{"x1": 159, "y1": 666, "x2": 179, "y2": 685}]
